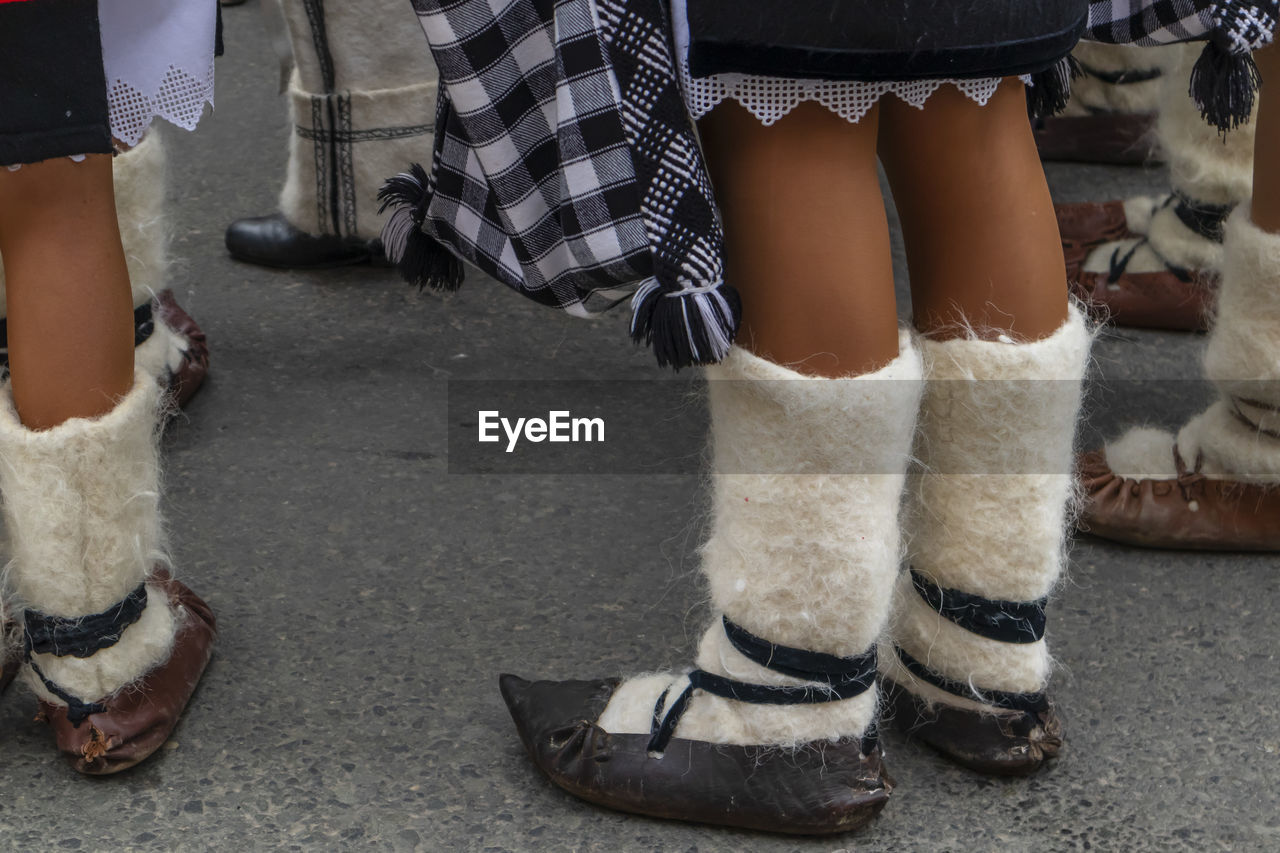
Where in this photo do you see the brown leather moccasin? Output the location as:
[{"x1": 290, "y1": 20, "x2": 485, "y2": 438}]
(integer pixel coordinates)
[
  {"x1": 882, "y1": 679, "x2": 1063, "y2": 776},
  {"x1": 1072, "y1": 267, "x2": 1216, "y2": 331},
  {"x1": 37, "y1": 568, "x2": 217, "y2": 775},
  {"x1": 1056, "y1": 200, "x2": 1136, "y2": 282},
  {"x1": 499, "y1": 674, "x2": 893, "y2": 835},
  {"x1": 1077, "y1": 449, "x2": 1280, "y2": 550}
]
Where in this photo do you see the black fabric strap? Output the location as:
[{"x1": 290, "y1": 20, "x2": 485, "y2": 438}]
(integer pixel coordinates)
[
  {"x1": 1075, "y1": 60, "x2": 1164, "y2": 86},
  {"x1": 910, "y1": 570, "x2": 1048, "y2": 644},
  {"x1": 894, "y1": 646, "x2": 1049, "y2": 716},
  {"x1": 1107, "y1": 237, "x2": 1194, "y2": 284},
  {"x1": 26, "y1": 659, "x2": 107, "y2": 727},
  {"x1": 24, "y1": 583, "x2": 148, "y2": 659},
  {"x1": 1172, "y1": 193, "x2": 1233, "y2": 244},
  {"x1": 646, "y1": 616, "x2": 878, "y2": 754}
]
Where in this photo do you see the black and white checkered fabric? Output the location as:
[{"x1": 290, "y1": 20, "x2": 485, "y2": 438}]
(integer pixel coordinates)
[
  {"x1": 1087, "y1": 0, "x2": 1277, "y2": 53},
  {"x1": 1086, "y1": 0, "x2": 1277, "y2": 130},
  {"x1": 381, "y1": 0, "x2": 737, "y2": 369}
]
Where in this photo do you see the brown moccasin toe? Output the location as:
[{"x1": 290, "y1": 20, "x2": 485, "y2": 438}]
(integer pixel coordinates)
[
  {"x1": 1077, "y1": 449, "x2": 1280, "y2": 550},
  {"x1": 499, "y1": 674, "x2": 893, "y2": 835}
]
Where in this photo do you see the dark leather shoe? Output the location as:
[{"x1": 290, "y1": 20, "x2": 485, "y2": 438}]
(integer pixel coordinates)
[
  {"x1": 1034, "y1": 112, "x2": 1158, "y2": 165},
  {"x1": 499, "y1": 674, "x2": 893, "y2": 835},
  {"x1": 37, "y1": 568, "x2": 217, "y2": 775},
  {"x1": 225, "y1": 213, "x2": 380, "y2": 269},
  {"x1": 1077, "y1": 448, "x2": 1280, "y2": 550},
  {"x1": 882, "y1": 679, "x2": 1063, "y2": 776}
]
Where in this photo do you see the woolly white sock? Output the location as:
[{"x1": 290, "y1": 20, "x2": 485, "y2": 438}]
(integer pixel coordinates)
[
  {"x1": 886, "y1": 308, "x2": 1090, "y2": 712},
  {"x1": 0, "y1": 373, "x2": 178, "y2": 704},
  {"x1": 596, "y1": 335, "x2": 923, "y2": 747}
]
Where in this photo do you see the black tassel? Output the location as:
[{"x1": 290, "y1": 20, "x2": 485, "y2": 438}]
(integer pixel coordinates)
[
  {"x1": 629, "y1": 279, "x2": 741, "y2": 370},
  {"x1": 1189, "y1": 41, "x2": 1261, "y2": 134},
  {"x1": 378, "y1": 164, "x2": 465, "y2": 291},
  {"x1": 1027, "y1": 55, "x2": 1080, "y2": 119}
]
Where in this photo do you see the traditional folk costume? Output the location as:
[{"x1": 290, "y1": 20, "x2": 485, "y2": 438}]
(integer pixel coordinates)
[
  {"x1": 0, "y1": 0, "x2": 217, "y2": 773},
  {"x1": 384, "y1": 0, "x2": 1094, "y2": 833},
  {"x1": 1056, "y1": 0, "x2": 1280, "y2": 550},
  {"x1": 223, "y1": 0, "x2": 440, "y2": 268}
]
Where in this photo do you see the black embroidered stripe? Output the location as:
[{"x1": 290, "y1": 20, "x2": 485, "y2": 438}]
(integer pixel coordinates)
[
  {"x1": 646, "y1": 616, "x2": 878, "y2": 754},
  {"x1": 24, "y1": 583, "x2": 148, "y2": 659},
  {"x1": 296, "y1": 124, "x2": 435, "y2": 144},
  {"x1": 910, "y1": 570, "x2": 1048, "y2": 644},
  {"x1": 894, "y1": 646, "x2": 1049, "y2": 716},
  {"x1": 1172, "y1": 193, "x2": 1233, "y2": 244},
  {"x1": 27, "y1": 659, "x2": 106, "y2": 727}
]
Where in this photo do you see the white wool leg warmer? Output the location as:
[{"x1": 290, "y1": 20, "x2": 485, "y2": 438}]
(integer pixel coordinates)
[
  {"x1": 885, "y1": 307, "x2": 1090, "y2": 712},
  {"x1": 1082, "y1": 46, "x2": 1255, "y2": 275},
  {"x1": 278, "y1": 0, "x2": 439, "y2": 240},
  {"x1": 1060, "y1": 42, "x2": 1174, "y2": 118},
  {"x1": 1105, "y1": 211, "x2": 1280, "y2": 482},
  {"x1": 596, "y1": 334, "x2": 923, "y2": 747},
  {"x1": 0, "y1": 373, "x2": 177, "y2": 705}
]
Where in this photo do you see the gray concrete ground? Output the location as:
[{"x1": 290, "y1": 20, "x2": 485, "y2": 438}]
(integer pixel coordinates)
[{"x1": 0, "y1": 7, "x2": 1277, "y2": 852}]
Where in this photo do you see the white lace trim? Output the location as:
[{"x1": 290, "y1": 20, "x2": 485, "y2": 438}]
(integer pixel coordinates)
[
  {"x1": 679, "y1": 64, "x2": 1032, "y2": 126},
  {"x1": 107, "y1": 60, "x2": 216, "y2": 146},
  {"x1": 100, "y1": 0, "x2": 217, "y2": 146},
  {"x1": 668, "y1": 0, "x2": 1030, "y2": 126}
]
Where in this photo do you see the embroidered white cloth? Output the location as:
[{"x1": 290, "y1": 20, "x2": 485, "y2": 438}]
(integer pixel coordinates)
[
  {"x1": 670, "y1": 0, "x2": 1027, "y2": 125},
  {"x1": 99, "y1": 0, "x2": 217, "y2": 146}
]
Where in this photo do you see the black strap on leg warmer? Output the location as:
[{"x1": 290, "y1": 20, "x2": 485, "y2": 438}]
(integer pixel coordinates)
[
  {"x1": 23, "y1": 583, "x2": 149, "y2": 659},
  {"x1": 22, "y1": 584, "x2": 150, "y2": 727},
  {"x1": 893, "y1": 646, "x2": 1049, "y2": 716},
  {"x1": 1172, "y1": 193, "x2": 1234, "y2": 244},
  {"x1": 910, "y1": 570, "x2": 1048, "y2": 645},
  {"x1": 646, "y1": 615, "x2": 878, "y2": 756},
  {"x1": 26, "y1": 659, "x2": 107, "y2": 727}
]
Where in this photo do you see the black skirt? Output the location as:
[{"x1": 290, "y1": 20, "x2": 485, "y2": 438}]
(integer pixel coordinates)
[
  {"x1": 0, "y1": 0, "x2": 114, "y2": 166},
  {"x1": 685, "y1": 0, "x2": 1089, "y2": 81}
]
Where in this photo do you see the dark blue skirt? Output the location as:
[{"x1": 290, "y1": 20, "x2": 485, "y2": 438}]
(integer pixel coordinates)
[
  {"x1": 0, "y1": 0, "x2": 114, "y2": 166},
  {"x1": 685, "y1": 0, "x2": 1088, "y2": 81}
]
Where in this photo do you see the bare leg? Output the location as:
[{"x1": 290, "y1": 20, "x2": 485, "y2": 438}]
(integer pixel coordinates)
[
  {"x1": 0, "y1": 154, "x2": 134, "y2": 429},
  {"x1": 1251, "y1": 43, "x2": 1280, "y2": 233},
  {"x1": 878, "y1": 81, "x2": 1069, "y2": 340},
  {"x1": 698, "y1": 101, "x2": 899, "y2": 376}
]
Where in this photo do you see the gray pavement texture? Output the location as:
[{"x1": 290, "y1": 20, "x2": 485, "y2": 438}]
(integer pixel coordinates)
[{"x1": 0, "y1": 7, "x2": 1277, "y2": 852}]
